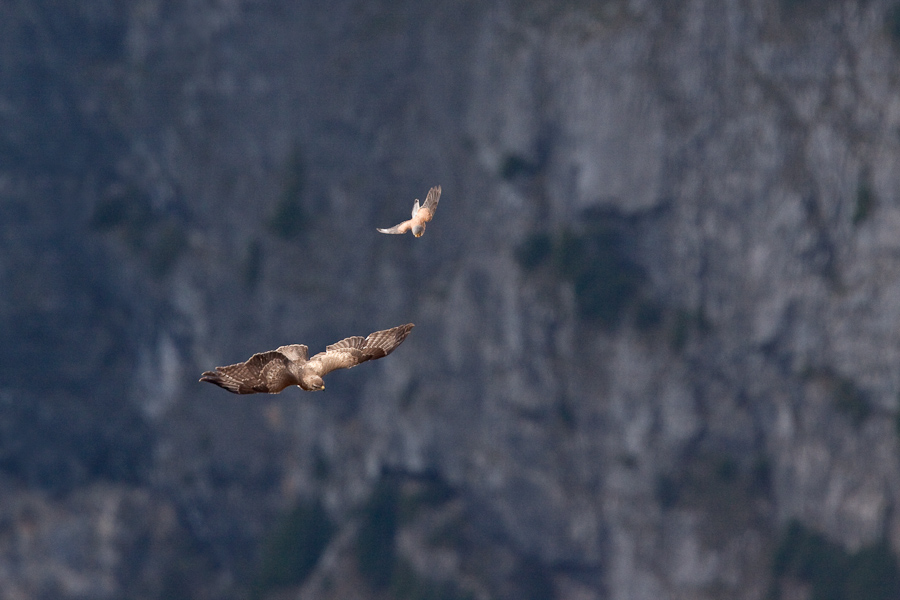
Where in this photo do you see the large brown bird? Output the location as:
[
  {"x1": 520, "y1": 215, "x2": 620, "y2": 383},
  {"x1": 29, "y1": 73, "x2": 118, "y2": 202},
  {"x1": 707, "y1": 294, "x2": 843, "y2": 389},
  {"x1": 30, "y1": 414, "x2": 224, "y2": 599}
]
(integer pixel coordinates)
[
  {"x1": 377, "y1": 185, "x2": 441, "y2": 237},
  {"x1": 200, "y1": 323, "x2": 414, "y2": 393}
]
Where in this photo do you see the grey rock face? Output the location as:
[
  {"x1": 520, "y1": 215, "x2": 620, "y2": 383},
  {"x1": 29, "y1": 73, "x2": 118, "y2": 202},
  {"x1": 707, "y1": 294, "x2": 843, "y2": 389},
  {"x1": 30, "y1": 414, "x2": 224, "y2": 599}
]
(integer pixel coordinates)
[{"x1": 3, "y1": 0, "x2": 900, "y2": 598}]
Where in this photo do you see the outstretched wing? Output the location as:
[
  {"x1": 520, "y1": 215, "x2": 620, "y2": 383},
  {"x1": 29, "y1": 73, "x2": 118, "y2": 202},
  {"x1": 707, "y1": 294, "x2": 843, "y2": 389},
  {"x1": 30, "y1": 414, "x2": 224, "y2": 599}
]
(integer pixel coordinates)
[
  {"x1": 308, "y1": 323, "x2": 415, "y2": 378},
  {"x1": 200, "y1": 349, "x2": 302, "y2": 394},
  {"x1": 419, "y1": 185, "x2": 441, "y2": 221},
  {"x1": 377, "y1": 219, "x2": 413, "y2": 235},
  {"x1": 276, "y1": 344, "x2": 309, "y2": 362}
]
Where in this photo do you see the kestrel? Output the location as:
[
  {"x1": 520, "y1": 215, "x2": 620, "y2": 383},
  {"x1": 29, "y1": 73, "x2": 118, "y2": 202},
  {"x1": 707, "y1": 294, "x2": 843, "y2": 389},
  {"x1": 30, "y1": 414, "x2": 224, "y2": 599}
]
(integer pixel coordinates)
[
  {"x1": 200, "y1": 323, "x2": 414, "y2": 393},
  {"x1": 377, "y1": 185, "x2": 441, "y2": 237}
]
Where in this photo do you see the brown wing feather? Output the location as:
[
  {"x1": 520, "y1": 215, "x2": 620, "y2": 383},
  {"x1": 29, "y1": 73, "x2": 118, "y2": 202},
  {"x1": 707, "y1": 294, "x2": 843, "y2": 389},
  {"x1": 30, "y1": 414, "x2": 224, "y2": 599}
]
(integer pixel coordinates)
[
  {"x1": 325, "y1": 336, "x2": 365, "y2": 352},
  {"x1": 200, "y1": 350, "x2": 298, "y2": 394},
  {"x1": 377, "y1": 220, "x2": 413, "y2": 234},
  {"x1": 308, "y1": 323, "x2": 415, "y2": 378},
  {"x1": 420, "y1": 185, "x2": 441, "y2": 220},
  {"x1": 276, "y1": 344, "x2": 309, "y2": 362},
  {"x1": 307, "y1": 347, "x2": 367, "y2": 377},
  {"x1": 361, "y1": 322, "x2": 415, "y2": 360},
  {"x1": 307, "y1": 335, "x2": 367, "y2": 376}
]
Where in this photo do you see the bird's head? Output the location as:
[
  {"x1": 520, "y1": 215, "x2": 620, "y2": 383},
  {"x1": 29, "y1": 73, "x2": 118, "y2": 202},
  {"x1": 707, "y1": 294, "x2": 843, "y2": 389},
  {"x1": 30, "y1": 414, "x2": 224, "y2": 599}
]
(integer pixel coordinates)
[
  {"x1": 412, "y1": 224, "x2": 425, "y2": 237},
  {"x1": 301, "y1": 374, "x2": 326, "y2": 391}
]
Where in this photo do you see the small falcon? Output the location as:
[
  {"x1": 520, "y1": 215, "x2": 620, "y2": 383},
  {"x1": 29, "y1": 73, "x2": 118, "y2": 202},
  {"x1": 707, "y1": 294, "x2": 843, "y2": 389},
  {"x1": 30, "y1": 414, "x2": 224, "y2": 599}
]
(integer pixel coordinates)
[
  {"x1": 377, "y1": 185, "x2": 441, "y2": 238},
  {"x1": 200, "y1": 323, "x2": 414, "y2": 394}
]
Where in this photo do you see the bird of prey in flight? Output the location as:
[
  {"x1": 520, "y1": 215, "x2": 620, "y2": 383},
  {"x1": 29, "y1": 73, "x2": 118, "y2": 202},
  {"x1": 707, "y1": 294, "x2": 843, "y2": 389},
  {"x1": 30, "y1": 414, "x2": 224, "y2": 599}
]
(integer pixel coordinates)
[
  {"x1": 200, "y1": 323, "x2": 414, "y2": 393},
  {"x1": 377, "y1": 185, "x2": 441, "y2": 237}
]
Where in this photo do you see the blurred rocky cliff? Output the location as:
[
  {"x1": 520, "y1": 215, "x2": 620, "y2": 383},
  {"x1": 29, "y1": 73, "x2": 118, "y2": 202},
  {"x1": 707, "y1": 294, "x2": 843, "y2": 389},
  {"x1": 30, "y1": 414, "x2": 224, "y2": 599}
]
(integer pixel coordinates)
[{"x1": 3, "y1": 0, "x2": 900, "y2": 598}]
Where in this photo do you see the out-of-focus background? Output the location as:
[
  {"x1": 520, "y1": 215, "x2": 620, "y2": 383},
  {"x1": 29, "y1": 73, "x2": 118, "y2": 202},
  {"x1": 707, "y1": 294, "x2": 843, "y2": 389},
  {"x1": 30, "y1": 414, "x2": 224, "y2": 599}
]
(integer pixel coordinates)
[{"x1": 3, "y1": 0, "x2": 900, "y2": 598}]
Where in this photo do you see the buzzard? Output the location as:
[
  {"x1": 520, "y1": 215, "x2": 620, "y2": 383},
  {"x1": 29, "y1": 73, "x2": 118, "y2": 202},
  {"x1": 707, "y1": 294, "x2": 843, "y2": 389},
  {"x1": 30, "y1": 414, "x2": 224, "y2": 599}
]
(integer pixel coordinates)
[
  {"x1": 377, "y1": 185, "x2": 441, "y2": 237},
  {"x1": 200, "y1": 323, "x2": 414, "y2": 394}
]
